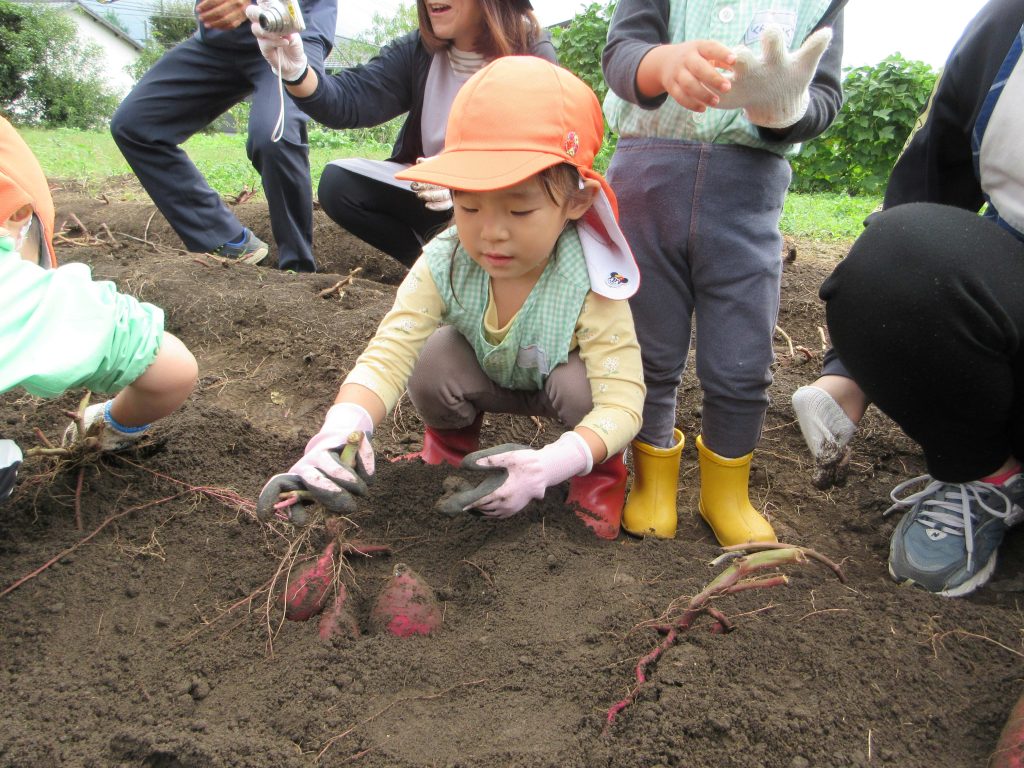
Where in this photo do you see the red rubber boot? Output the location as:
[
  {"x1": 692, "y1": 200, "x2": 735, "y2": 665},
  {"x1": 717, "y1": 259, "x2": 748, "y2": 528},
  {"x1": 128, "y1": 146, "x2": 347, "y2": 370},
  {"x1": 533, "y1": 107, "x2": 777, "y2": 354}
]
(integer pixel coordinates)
[
  {"x1": 394, "y1": 414, "x2": 484, "y2": 467},
  {"x1": 566, "y1": 452, "x2": 628, "y2": 540}
]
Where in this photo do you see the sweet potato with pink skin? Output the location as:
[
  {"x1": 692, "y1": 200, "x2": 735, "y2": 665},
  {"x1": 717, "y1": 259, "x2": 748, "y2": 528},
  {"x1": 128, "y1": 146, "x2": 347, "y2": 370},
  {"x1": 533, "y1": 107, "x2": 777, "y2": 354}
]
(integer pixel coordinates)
[
  {"x1": 369, "y1": 563, "x2": 442, "y2": 637},
  {"x1": 992, "y1": 687, "x2": 1024, "y2": 768},
  {"x1": 280, "y1": 540, "x2": 337, "y2": 621},
  {"x1": 318, "y1": 583, "x2": 360, "y2": 641}
]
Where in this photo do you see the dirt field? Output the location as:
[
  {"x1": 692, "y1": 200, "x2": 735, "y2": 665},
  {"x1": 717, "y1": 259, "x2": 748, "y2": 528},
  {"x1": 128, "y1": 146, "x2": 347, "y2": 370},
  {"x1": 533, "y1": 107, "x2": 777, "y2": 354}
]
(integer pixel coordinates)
[{"x1": 2, "y1": 180, "x2": 1023, "y2": 768}]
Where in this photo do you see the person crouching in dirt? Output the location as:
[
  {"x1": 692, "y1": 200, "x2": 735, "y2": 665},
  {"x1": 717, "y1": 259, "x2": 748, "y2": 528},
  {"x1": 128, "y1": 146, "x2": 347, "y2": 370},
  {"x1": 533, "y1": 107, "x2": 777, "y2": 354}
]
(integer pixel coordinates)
[
  {"x1": 256, "y1": 57, "x2": 645, "y2": 540},
  {"x1": 0, "y1": 116, "x2": 199, "y2": 503},
  {"x1": 793, "y1": 0, "x2": 1024, "y2": 597}
]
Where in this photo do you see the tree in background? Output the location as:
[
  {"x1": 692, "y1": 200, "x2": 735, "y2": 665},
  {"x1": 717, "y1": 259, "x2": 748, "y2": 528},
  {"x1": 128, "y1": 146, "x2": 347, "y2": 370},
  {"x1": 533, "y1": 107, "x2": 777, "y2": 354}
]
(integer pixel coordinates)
[
  {"x1": 362, "y1": 1, "x2": 419, "y2": 46},
  {"x1": 789, "y1": 55, "x2": 938, "y2": 196},
  {"x1": 0, "y1": 0, "x2": 118, "y2": 129},
  {"x1": 128, "y1": 0, "x2": 196, "y2": 83},
  {"x1": 101, "y1": 8, "x2": 131, "y2": 35}
]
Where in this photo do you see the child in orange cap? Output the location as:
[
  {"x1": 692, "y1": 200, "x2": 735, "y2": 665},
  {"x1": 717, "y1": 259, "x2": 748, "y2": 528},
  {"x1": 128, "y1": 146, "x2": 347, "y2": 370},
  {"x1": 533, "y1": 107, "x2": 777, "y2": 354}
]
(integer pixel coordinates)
[
  {"x1": 257, "y1": 56, "x2": 645, "y2": 539},
  {"x1": 0, "y1": 116, "x2": 198, "y2": 503}
]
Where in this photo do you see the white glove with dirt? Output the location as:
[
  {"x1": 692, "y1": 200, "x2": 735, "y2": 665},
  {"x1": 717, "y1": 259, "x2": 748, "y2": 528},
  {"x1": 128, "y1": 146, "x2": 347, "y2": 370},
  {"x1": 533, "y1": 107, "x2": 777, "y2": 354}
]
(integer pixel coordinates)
[
  {"x1": 791, "y1": 385, "x2": 857, "y2": 488},
  {"x1": 1, "y1": 439, "x2": 22, "y2": 502},
  {"x1": 62, "y1": 400, "x2": 150, "y2": 452},
  {"x1": 245, "y1": 5, "x2": 307, "y2": 82},
  {"x1": 715, "y1": 25, "x2": 833, "y2": 129},
  {"x1": 409, "y1": 181, "x2": 453, "y2": 212}
]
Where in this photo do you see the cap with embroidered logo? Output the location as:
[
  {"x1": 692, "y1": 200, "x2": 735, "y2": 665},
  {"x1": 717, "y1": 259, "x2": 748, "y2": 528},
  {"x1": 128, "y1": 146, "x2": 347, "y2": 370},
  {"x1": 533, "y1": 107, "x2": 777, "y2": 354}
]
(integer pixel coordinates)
[{"x1": 396, "y1": 56, "x2": 639, "y2": 299}]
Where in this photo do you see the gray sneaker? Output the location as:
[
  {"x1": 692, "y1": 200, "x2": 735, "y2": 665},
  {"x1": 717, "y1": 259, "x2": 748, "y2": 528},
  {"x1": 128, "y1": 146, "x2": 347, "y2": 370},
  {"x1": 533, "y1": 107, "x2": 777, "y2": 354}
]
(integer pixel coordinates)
[
  {"x1": 886, "y1": 473, "x2": 1024, "y2": 597},
  {"x1": 211, "y1": 228, "x2": 268, "y2": 265}
]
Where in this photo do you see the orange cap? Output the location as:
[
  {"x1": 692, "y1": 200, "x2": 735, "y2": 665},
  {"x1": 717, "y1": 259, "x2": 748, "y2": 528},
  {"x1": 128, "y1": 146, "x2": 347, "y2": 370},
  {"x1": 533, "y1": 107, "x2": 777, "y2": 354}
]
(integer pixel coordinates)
[
  {"x1": 398, "y1": 57, "x2": 640, "y2": 300},
  {"x1": 397, "y1": 56, "x2": 607, "y2": 200},
  {"x1": 0, "y1": 116, "x2": 57, "y2": 266}
]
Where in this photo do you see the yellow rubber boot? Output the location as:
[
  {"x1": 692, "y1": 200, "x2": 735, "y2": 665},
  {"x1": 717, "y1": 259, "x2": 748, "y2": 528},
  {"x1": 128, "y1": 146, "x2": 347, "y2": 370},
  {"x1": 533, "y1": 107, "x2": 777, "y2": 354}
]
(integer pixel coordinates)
[
  {"x1": 622, "y1": 429, "x2": 685, "y2": 538},
  {"x1": 696, "y1": 435, "x2": 777, "y2": 546}
]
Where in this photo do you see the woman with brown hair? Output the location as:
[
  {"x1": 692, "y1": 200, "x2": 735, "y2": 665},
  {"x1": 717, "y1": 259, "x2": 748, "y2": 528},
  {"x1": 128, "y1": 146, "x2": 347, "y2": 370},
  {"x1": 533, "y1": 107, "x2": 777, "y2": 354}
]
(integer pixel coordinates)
[{"x1": 247, "y1": 0, "x2": 556, "y2": 267}]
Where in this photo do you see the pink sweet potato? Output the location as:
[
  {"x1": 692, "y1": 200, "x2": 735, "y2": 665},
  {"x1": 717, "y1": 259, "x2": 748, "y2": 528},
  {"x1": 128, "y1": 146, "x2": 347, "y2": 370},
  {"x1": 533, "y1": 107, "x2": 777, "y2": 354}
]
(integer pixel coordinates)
[
  {"x1": 318, "y1": 582, "x2": 360, "y2": 641},
  {"x1": 369, "y1": 563, "x2": 442, "y2": 637},
  {"x1": 280, "y1": 540, "x2": 337, "y2": 621},
  {"x1": 992, "y1": 687, "x2": 1024, "y2": 768}
]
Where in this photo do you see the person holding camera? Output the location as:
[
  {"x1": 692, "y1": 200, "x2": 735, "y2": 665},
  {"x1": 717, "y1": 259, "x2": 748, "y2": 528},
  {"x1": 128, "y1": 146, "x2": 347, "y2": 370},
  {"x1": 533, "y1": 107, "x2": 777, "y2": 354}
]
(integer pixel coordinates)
[
  {"x1": 110, "y1": 0, "x2": 336, "y2": 273},
  {"x1": 247, "y1": 0, "x2": 556, "y2": 268}
]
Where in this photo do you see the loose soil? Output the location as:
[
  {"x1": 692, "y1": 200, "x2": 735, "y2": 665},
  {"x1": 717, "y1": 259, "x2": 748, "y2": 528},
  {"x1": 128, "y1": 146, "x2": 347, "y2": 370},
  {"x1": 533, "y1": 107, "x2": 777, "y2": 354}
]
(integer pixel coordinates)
[{"x1": 2, "y1": 179, "x2": 1022, "y2": 768}]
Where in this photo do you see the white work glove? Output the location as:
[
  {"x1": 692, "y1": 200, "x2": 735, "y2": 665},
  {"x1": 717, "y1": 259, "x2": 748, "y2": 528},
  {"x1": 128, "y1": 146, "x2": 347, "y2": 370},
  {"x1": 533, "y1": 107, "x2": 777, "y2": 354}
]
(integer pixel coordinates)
[
  {"x1": 715, "y1": 25, "x2": 833, "y2": 129},
  {"x1": 409, "y1": 181, "x2": 453, "y2": 212},
  {"x1": 452, "y1": 431, "x2": 593, "y2": 519},
  {"x1": 256, "y1": 403, "x2": 375, "y2": 522},
  {"x1": 1, "y1": 439, "x2": 22, "y2": 503},
  {"x1": 791, "y1": 385, "x2": 857, "y2": 488},
  {"x1": 245, "y1": 5, "x2": 307, "y2": 82},
  {"x1": 62, "y1": 400, "x2": 150, "y2": 452}
]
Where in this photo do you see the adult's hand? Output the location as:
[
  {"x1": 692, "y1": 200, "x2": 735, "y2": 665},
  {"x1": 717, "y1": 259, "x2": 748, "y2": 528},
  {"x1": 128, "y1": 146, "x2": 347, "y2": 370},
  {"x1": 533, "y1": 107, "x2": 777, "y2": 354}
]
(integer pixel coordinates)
[
  {"x1": 244, "y1": 5, "x2": 308, "y2": 82},
  {"x1": 196, "y1": 0, "x2": 249, "y2": 30}
]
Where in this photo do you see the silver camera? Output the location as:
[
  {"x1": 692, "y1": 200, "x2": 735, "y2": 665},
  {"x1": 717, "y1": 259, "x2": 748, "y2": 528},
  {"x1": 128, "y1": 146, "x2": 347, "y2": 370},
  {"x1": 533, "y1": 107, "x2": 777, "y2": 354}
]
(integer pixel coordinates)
[{"x1": 257, "y1": 0, "x2": 305, "y2": 34}]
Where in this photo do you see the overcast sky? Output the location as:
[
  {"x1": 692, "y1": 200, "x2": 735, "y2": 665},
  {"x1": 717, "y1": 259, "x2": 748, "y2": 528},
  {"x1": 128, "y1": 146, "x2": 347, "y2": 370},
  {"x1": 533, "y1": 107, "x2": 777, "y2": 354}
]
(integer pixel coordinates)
[{"x1": 338, "y1": 0, "x2": 992, "y2": 68}]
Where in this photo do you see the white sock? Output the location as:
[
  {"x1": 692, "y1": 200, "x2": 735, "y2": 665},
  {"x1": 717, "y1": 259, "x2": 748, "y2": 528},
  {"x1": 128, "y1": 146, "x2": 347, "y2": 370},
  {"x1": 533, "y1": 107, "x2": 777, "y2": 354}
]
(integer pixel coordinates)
[{"x1": 791, "y1": 385, "x2": 857, "y2": 460}]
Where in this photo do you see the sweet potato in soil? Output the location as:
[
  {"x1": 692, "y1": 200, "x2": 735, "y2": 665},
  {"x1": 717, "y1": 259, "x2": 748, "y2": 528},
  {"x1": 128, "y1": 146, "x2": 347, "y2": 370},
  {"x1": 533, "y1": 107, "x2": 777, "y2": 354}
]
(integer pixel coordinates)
[
  {"x1": 369, "y1": 563, "x2": 442, "y2": 637},
  {"x1": 2, "y1": 183, "x2": 1024, "y2": 767}
]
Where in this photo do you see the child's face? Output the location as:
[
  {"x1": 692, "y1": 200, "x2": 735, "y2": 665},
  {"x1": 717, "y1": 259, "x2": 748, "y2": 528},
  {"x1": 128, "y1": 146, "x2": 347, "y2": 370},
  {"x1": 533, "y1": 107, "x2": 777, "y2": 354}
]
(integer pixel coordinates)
[
  {"x1": 453, "y1": 176, "x2": 592, "y2": 284},
  {"x1": 1, "y1": 204, "x2": 33, "y2": 260}
]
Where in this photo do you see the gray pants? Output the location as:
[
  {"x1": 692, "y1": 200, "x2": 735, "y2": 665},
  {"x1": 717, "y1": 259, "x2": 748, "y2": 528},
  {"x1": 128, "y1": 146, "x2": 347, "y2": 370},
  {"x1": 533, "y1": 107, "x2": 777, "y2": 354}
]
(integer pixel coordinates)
[
  {"x1": 407, "y1": 327, "x2": 592, "y2": 431},
  {"x1": 608, "y1": 138, "x2": 790, "y2": 457},
  {"x1": 110, "y1": 35, "x2": 327, "y2": 272}
]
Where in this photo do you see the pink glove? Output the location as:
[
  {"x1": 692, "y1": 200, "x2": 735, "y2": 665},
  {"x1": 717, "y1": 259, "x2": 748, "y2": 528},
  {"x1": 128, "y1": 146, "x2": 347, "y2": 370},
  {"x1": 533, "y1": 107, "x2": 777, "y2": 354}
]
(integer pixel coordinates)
[
  {"x1": 257, "y1": 403, "x2": 374, "y2": 522},
  {"x1": 461, "y1": 432, "x2": 593, "y2": 519},
  {"x1": 245, "y1": 5, "x2": 307, "y2": 82}
]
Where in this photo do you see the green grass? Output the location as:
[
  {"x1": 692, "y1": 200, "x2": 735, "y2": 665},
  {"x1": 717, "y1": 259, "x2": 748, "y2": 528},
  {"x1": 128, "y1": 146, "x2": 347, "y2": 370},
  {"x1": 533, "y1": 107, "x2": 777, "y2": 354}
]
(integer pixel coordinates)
[
  {"x1": 19, "y1": 126, "x2": 392, "y2": 198},
  {"x1": 782, "y1": 191, "x2": 880, "y2": 241},
  {"x1": 21, "y1": 127, "x2": 879, "y2": 241}
]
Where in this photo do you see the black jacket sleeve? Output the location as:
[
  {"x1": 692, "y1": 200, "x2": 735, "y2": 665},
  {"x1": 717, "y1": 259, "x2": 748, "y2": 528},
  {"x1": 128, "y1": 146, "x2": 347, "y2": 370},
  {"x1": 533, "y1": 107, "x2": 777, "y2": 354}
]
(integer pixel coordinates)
[{"x1": 883, "y1": 0, "x2": 1024, "y2": 211}]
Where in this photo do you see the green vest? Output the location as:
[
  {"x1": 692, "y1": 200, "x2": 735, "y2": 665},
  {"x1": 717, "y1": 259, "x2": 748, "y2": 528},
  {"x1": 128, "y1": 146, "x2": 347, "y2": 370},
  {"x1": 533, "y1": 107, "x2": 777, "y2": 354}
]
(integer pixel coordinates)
[
  {"x1": 604, "y1": 0, "x2": 833, "y2": 156},
  {"x1": 424, "y1": 225, "x2": 591, "y2": 391}
]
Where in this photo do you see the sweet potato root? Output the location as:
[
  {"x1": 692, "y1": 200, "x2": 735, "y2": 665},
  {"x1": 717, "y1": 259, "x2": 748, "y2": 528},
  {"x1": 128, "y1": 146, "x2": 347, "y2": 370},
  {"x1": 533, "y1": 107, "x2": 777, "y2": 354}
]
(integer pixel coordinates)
[
  {"x1": 318, "y1": 582, "x2": 360, "y2": 641},
  {"x1": 369, "y1": 563, "x2": 442, "y2": 637},
  {"x1": 992, "y1": 687, "x2": 1024, "y2": 768},
  {"x1": 280, "y1": 540, "x2": 337, "y2": 621}
]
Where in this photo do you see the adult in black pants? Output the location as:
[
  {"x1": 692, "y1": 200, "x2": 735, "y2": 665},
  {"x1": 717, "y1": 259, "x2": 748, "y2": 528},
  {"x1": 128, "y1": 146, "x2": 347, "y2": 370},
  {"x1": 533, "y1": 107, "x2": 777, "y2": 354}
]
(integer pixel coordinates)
[
  {"x1": 248, "y1": 0, "x2": 556, "y2": 268},
  {"x1": 111, "y1": 0, "x2": 336, "y2": 273},
  {"x1": 798, "y1": 0, "x2": 1024, "y2": 597}
]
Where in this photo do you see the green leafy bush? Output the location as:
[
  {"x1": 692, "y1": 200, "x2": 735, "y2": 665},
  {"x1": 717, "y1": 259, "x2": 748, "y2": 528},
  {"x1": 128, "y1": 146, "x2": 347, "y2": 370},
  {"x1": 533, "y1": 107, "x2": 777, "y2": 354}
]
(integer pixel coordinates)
[
  {"x1": 791, "y1": 55, "x2": 937, "y2": 195},
  {"x1": 0, "y1": 0, "x2": 119, "y2": 129},
  {"x1": 552, "y1": 1, "x2": 618, "y2": 172}
]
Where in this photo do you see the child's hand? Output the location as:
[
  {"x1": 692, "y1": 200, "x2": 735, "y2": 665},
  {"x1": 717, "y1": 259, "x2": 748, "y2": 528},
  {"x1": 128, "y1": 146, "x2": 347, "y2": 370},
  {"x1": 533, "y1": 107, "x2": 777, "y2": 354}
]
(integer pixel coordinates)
[
  {"x1": 643, "y1": 40, "x2": 737, "y2": 112},
  {"x1": 0, "y1": 440, "x2": 22, "y2": 503},
  {"x1": 454, "y1": 432, "x2": 592, "y2": 518},
  {"x1": 714, "y1": 26, "x2": 833, "y2": 129},
  {"x1": 62, "y1": 399, "x2": 151, "y2": 452},
  {"x1": 256, "y1": 403, "x2": 374, "y2": 521}
]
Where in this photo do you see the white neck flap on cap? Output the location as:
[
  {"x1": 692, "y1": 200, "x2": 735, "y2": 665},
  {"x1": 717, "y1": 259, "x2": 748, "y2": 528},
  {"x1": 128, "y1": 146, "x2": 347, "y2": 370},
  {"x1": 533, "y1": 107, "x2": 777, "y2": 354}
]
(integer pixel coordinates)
[{"x1": 576, "y1": 189, "x2": 640, "y2": 300}]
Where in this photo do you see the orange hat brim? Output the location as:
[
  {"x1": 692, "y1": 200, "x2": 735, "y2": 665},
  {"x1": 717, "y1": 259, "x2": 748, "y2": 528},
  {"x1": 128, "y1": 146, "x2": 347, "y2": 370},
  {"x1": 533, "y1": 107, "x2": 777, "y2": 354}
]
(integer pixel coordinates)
[{"x1": 396, "y1": 150, "x2": 566, "y2": 192}]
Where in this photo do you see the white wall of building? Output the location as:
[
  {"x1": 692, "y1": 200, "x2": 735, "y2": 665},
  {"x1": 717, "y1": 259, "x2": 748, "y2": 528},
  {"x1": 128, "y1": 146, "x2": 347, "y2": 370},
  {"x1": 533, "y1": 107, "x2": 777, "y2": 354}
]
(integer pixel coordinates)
[{"x1": 63, "y1": 5, "x2": 141, "y2": 97}]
